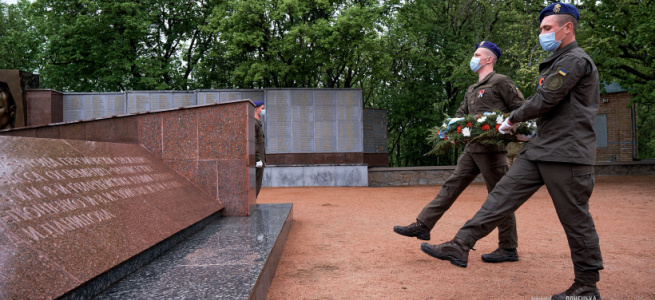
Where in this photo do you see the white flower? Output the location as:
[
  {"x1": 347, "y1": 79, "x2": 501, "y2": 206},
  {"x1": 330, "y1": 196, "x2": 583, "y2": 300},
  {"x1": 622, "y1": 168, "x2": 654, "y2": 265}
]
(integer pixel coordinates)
[
  {"x1": 477, "y1": 116, "x2": 487, "y2": 123},
  {"x1": 496, "y1": 115, "x2": 504, "y2": 124},
  {"x1": 462, "y1": 127, "x2": 471, "y2": 137}
]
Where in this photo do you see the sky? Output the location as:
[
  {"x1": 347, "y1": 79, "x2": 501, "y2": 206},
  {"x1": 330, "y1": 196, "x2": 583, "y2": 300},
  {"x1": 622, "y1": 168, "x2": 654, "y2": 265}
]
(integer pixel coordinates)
[{"x1": 1, "y1": 0, "x2": 20, "y2": 4}]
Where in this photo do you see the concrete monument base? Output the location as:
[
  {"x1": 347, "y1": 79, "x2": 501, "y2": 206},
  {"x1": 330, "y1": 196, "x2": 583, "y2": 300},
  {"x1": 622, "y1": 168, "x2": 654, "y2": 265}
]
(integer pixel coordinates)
[{"x1": 262, "y1": 165, "x2": 368, "y2": 187}]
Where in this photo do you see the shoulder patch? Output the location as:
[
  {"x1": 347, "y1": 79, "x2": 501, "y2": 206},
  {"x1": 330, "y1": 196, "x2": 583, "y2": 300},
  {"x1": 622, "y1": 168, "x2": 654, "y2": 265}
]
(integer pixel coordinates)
[{"x1": 545, "y1": 68, "x2": 567, "y2": 91}]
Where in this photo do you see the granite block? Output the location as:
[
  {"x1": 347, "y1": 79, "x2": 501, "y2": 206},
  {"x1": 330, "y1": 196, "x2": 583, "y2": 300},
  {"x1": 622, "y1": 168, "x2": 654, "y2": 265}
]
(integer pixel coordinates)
[
  {"x1": 265, "y1": 152, "x2": 365, "y2": 165},
  {"x1": 162, "y1": 109, "x2": 198, "y2": 161},
  {"x1": 34, "y1": 125, "x2": 61, "y2": 139},
  {"x1": 86, "y1": 117, "x2": 138, "y2": 144},
  {"x1": 217, "y1": 159, "x2": 249, "y2": 216},
  {"x1": 59, "y1": 122, "x2": 87, "y2": 141},
  {"x1": 137, "y1": 113, "x2": 163, "y2": 159},
  {"x1": 197, "y1": 106, "x2": 227, "y2": 160},
  {"x1": 0, "y1": 135, "x2": 224, "y2": 299},
  {"x1": 95, "y1": 204, "x2": 293, "y2": 300},
  {"x1": 197, "y1": 160, "x2": 219, "y2": 200},
  {"x1": 0, "y1": 128, "x2": 34, "y2": 137}
]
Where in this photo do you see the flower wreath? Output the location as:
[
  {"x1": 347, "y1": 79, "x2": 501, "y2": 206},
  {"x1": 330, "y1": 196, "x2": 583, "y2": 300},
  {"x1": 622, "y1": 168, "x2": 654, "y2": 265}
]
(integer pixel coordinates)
[{"x1": 426, "y1": 111, "x2": 537, "y2": 155}]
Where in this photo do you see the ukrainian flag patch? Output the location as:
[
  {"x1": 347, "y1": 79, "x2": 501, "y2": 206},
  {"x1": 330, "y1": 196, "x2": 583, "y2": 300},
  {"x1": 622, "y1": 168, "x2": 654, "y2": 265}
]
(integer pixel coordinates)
[{"x1": 558, "y1": 69, "x2": 568, "y2": 76}]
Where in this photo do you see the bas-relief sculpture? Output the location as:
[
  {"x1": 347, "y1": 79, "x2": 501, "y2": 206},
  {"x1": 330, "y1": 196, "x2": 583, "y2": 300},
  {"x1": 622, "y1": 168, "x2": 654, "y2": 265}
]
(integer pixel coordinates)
[
  {"x1": 0, "y1": 82, "x2": 17, "y2": 130},
  {"x1": 0, "y1": 135, "x2": 224, "y2": 299}
]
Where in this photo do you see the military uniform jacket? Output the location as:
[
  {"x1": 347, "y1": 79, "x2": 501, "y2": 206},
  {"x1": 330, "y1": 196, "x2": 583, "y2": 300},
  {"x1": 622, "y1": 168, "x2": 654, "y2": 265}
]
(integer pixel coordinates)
[
  {"x1": 457, "y1": 72, "x2": 525, "y2": 153},
  {"x1": 508, "y1": 42, "x2": 599, "y2": 165},
  {"x1": 255, "y1": 119, "x2": 266, "y2": 163}
]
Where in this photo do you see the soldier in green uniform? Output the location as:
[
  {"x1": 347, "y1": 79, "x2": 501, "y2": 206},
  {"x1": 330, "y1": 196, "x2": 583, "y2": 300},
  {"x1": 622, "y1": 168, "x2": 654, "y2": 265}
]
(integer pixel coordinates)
[
  {"x1": 394, "y1": 41, "x2": 526, "y2": 263},
  {"x1": 419, "y1": 3, "x2": 603, "y2": 299},
  {"x1": 253, "y1": 101, "x2": 266, "y2": 197}
]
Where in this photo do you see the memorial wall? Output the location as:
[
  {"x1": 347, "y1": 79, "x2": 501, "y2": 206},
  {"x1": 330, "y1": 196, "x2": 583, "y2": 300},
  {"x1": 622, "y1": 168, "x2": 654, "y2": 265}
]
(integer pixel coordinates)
[
  {"x1": 25, "y1": 87, "x2": 389, "y2": 172},
  {"x1": 265, "y1": 89, "x2": 363, "y2": 154},
  {"x1": 61, "y1": 90, "x2": 264, "y2": 122},
  {"x1": 0, "y1": 135, "x2": 224, "y2": 299}
]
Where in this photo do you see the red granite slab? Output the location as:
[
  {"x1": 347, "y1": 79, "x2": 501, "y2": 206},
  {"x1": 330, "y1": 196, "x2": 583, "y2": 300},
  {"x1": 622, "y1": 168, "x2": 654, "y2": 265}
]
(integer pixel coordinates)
[
  {"x1": 1, "y1": 101, "x2": 254, "y2": 217},
  {"x1": 138, "y1": 113, "x2": 163, "y2": 158},
  {"x1": 34, "y1": 124, "x2": 60, "y2": 139},
  {"x1": 162, "y1": 109, "x2": 198, "y2": 161},
  {"x1": 198, "y1": 103, "x2": 248, "y2": 161},
  {"x1": 86, "y1": 117, "x2": 138, "y2": 144},
  {"x1": 59, "y1": 122, "x2": 87, "y2": 141},
  {"x1": 0, "y1": 135, "x2": 224, "y2": 299},
  {"x1": 217, "y1": 159, "x2": 251, "y2": 215}
]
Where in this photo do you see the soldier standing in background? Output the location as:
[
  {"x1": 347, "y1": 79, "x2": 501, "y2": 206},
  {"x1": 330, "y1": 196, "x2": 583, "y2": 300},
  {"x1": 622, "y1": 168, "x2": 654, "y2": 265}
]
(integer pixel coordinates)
[
  {"x1": 254, "y1": 101, "x2": 266, "y2": 197},
  {"x1": 419, "y1": 3, "x2": 603, "y2": 299},
  {"x1": 394, "y1": 41, "x2": 526, "y2": 263}
]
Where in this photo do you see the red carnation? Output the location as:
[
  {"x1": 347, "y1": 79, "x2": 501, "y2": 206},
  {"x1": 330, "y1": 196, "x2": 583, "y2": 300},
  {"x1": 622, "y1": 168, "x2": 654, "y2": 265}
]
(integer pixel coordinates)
[
  {"x1": 495, "y1": 124, "x2": 501, "y2": 131},
  {"x1": 457, "y1": 126, "x2": 462, "y2": 134},
  {"x1": 481, "y1": 124, "x2": 490, "y2": 131},
  {"x1": 466, "y1": 122, "x2": 472, "y2": 127}
]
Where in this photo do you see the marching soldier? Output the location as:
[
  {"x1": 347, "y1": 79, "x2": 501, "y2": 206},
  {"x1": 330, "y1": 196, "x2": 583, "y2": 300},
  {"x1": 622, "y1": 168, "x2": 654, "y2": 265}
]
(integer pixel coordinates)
[
  {"x1": 420, "y1": 3, "x2": 603, "y2": 299},
  {"x1": 394, "y1": 41, "x2": 525, "y2": 263}
]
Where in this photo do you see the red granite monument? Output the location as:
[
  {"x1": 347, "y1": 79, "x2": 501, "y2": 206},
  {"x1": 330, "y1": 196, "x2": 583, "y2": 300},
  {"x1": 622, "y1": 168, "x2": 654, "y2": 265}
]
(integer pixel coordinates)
[{"x1": 0, "y1": 135, "x2": 224, "y2": 299}]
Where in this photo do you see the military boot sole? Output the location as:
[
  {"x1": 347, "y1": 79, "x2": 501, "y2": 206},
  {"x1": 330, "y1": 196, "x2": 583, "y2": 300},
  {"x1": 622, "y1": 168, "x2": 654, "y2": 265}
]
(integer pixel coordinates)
[
  {"x1": 420, "y1": 243, "x2": 467, "y2": 268},
  {"x1": 393, "y1": 226, "x2": 430, "y2": 240},
  {"x1": 481, "y1": 254, "x2": 519, "y2": 263}
]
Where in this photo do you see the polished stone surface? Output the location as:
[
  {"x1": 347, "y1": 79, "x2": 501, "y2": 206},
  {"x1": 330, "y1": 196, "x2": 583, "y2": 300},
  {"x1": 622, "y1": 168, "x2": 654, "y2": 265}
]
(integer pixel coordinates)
[
  {"x1": 0, "y1": 135, "x2": 224, "y2": 299},
  {"x1": 1, "y1": 101, "x2": 257, "y2": 216},
  {"x1": 95, "y1": 203, "x2": 293, "y2": 300}
]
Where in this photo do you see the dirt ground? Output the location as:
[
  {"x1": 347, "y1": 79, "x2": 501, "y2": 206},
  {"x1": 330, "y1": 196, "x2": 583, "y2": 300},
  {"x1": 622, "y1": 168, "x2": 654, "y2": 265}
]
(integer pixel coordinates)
[{"x1": 257, "y1": 175, "x2": 655, "y2": 300}]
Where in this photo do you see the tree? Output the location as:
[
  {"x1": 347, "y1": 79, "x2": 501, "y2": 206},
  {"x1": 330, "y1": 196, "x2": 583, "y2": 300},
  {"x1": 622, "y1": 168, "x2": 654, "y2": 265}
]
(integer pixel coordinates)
[
  {"x1": 200, "y1": 0, "x2": 390, "y2": 89},
  {"x1": 0, "y1": 0, "x2": 43, "y2": 72},
  {"x1": 579, "y1": 0, "x2": 654, "y2": 159},
  {"x1": 30, "y1": 0, "x2": 216, "y2": 91}
]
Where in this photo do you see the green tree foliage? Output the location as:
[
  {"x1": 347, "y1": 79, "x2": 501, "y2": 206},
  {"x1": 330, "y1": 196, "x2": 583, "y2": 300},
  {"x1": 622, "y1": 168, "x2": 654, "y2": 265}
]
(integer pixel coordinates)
[
  {"x1": 0, "y1": 0, "x2": 43, "y2": 71},
  {"x1": 200, "y1": 0, "x2": 389, "y2": 89},
  {"x1": 30, "y1": 0, "x2": 217, "y2": 91},
  {"x1": 579, "y1": 0, "x2": 655, "y2": 160}
]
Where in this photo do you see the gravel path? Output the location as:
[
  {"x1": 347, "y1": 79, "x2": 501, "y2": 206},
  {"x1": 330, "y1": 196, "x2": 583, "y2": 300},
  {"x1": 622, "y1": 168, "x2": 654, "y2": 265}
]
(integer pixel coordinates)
[{"x1": 258, "y1": 175, "x2": 655, "y2": 299}]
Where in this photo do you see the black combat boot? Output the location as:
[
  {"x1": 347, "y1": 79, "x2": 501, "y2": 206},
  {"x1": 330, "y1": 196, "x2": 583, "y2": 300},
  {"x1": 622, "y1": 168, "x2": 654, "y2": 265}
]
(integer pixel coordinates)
[
  {"x1": 551, "y1": 281, "x2": 601, "y2": 300},
  {"x1": 393, "y1": 220, "x2": 430, "y2": 240},
  {"x1": 481, "y1": 247, "x2": 519, "y2": 263},
  {"x1": 420, "y1": 237, "x2": 470, "y2": 268}
]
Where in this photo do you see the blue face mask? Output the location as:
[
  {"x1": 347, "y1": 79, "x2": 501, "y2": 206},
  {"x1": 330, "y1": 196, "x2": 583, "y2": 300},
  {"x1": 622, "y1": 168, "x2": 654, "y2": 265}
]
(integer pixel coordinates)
[
  {"x1": 539, "y1": 25, "x2": 567, "y2": 52},
  {"x1": 469, "y1": 56, "x2": 488, "y2": 72},
  {"x1": 260, "y1": 109, "x2": 266, "y2": 117}
]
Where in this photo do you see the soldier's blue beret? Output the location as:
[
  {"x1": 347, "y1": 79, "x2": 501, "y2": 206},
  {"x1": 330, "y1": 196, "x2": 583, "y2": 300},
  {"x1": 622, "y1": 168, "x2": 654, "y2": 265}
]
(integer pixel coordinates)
[
  {"x1": 539, "y1": 2, "x2": 580, "y2": 23},
  {"x1": 476, "y1": 41, "x2": 501, "y2": 59},
  {"x1": 253, "y1": 101, "x2": 264, "y2": 107}
]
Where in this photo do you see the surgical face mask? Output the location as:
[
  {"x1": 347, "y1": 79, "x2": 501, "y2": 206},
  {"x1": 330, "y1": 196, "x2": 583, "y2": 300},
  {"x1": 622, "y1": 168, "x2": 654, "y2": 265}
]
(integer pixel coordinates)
[
  {"x1": 539, "y1": 25, "x2": 567, "y2": 52},
  {"x1": 469, "y1": 56, "x2": 490, "y2": 72},
  {"x1": 260, "y1": 109, "x2": 266, "y2": 117}
]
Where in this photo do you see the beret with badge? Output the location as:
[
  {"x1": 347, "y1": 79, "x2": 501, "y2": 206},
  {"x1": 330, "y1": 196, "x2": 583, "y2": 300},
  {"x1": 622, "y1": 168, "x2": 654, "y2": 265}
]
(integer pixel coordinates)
[
  {"x1": 475, "y1": 41, "x2": 502, "y2": 59},
  {"x1": 539, "y1": 2, "x2": 580, "y2": 22}
]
